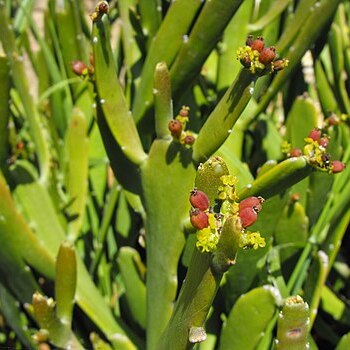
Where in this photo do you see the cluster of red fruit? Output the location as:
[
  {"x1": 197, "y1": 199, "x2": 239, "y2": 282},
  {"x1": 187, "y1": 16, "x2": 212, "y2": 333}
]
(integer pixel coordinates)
[
  {"x1": 245, "y1": 35, "x2": 277, "y2": 66},
  {"x1": 290, "y1": 128, "x2": 346, "y2": 173},
  {"x1": 238, "y1": 196, "x2": 265, "y2": 228},
  {"x1": 189, "y1": 189, "x2": 210, "y2": 230},
  {"x1": 238, "y1": 35, "x2": 288, "y2": 73},
  {"x1": 189, "y1": 188, "x2": 264, "y2": 231},
  {"x1": 168, "y1": 106, "x2": 195, "y2": 146}
]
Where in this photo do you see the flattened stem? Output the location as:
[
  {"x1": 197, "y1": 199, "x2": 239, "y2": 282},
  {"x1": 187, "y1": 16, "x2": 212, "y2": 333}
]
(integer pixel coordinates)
[{"x1": 193, "y1": 69, "x2": 256, "y2": 163}]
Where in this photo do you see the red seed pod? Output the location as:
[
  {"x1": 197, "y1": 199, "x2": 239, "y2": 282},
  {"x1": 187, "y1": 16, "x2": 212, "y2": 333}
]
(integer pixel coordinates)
[
  {"x1": 168, "y1": 120, "x2": 183, "y2": 138},
  {"x1": 331, "y1": 160, "x2": 346, "y2": 174},
  {"x1": 319, "y1": 137, "x2": 329, "y2": 148},
  {"x1": 308, "y1": 128, "x2": 321, "y2": 141},
  {"x1": 184, "y1": 134, "x2": 195, "y2": 145},
  {"x1": 239, "y1": 196, "x2": 264, "y2": 213},
  {"x1": 190, "y1": 188, "x2": 210, "y2": 211},
  {"x1": 251, "y1": 36, "x2": 265, "y2": 52},
  {"x1": 190, "y1": 209, "x2": 209, "y2": 230},
  {"x1": 246, "y1": 35, "x2": 254, "y2": 47},
  {"x1": 259, "y1": 46, "x2": 276, "y2": 65},
  {"x1": 239, "y1": 207, "x2": 258, "y2": 228},
  {"x1": 290, "y1": 148, "x2": 302, "y2": 157},
  {"x1": 71, "y1": 60, "x2": 88, "y2": 76}
]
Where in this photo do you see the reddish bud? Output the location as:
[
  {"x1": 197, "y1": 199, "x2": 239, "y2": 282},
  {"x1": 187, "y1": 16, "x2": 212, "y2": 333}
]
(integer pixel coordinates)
[
  {"x1": 328, "y1": 113, "x2": 340, "y2": 126},
  {"x1": 239, "y1": 196, "x2": 264, "y2": 213},
  {"x1": 331, "y1": 160, "x2": 346, "y2": 174},
  {"x1": 319, "y1": 137, "x2": 329, "y2": 148},
  {"x1": 190, "y1": 209, "x2": 209, "y2": 230},
  {"x1": 71, "y1": 60, "x2": 88, "y2": 76},
  {"x1": 168, "y1": 120, "x2": 183, "y2": 137},
  {"x1": 239, "y1": 207, "x2": 258, "y2": 228},
  {"x1": 259, "y1": 47, "x2": 276, "y2": 65},
  {"x1": 308, "y1": 128, "x2": 321, "y2": 141},
  {"x1": 184, "y1": 134, "x2": 195, "y2": 145},
  {"x1": 190, "y1": 188, "x2": 210, "y2": 211},
  {"x1": 290, "y1": 193, "x2": 300, "y2": 202},
  {"x1": 273, "y1": 59, "x2": 285, "y2": 71},
  {"x1": 246, "y1": 35, "x2": 254, "y2": 47},
  {"x1": 251, "y1": 36, "x2": 265, "y2": 52},
  {"x1": 16, "y1": 142, "x2": 24, "y2": 150},
  {"x1": 290, "y1": 148, "x2": 302, "y2": 157},
  {"x1": 98, "y1": 1, "x2": 109, "y2": 14},
  {"x1": 179, "y1": 106, "x2": 190, "y2": 117}
]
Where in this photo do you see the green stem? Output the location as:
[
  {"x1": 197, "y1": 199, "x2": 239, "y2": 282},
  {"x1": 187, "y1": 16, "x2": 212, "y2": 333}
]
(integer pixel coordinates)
[{"x1": 193, "y1": 69, "x2": 256, "y2": 163}]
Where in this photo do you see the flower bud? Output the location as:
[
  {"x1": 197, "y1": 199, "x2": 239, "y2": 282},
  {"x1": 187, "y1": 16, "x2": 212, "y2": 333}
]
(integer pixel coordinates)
[
  {"x1": 331, "y1": 160, "x2": 346, "y2": 173},
  {"x1": 190, "y1": 209, "x2": 209, "y2": 230},
  {"x1": 168, "y1": 120, "x2": 182, "y2": 138},
  {"x1": 308, "y1": 128, "x2": 321, "y2": 141},
  {"x1": 251, "y1": 36, "x2": 265, "y2": 52},
  {"x1": 290, "y1": 148, "x2": 302, "y2": 157},
  {"x1": 259, "y1": 47, "x2": 276, "y2": 65},
  {"x1": 239, "y1": 207, "x2": 258, "y2": 228},
  {"x1": 319, "y1": 137, "x2": 329, "y2": 148},
  {"x1": 190, "y1": 188, "x2": 210, "y2": 211},
  {"x1": 71, "y1": 60, "x2": 88, "y2": 76},
  {"x1": 328, "y1": 113, "x2": 340, "y2": 126},
  {"x1": 179, "y1": 106, "x2": 190, "y2": 117}
]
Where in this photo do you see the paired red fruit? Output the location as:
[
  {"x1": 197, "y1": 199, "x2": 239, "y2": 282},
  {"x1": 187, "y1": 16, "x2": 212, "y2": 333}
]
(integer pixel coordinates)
[
  {"x1": 239, "y1": 196, "x2": 264, "y2": 213},
  {"x1": 190, "y1": 209, "x2": 209, "y2": 230},
  {"x1": 190, "y1": 189, "x2": 210, "y2": 211},
  {"x1": 239, "y1": 196, "x2": 264, "y2": 228}
]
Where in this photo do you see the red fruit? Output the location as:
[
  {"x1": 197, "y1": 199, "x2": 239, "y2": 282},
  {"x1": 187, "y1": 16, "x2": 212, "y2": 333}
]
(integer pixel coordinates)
[
  {"x1": 190, "y1": 189, "x2": 210, "y2": 211},
  {"x1": 308, "y1": 128, "x2": 321, "y2": 141},
  {"x1": 259, "y1": 47, "x2": 276, "y2": 65},
  {"x1": 190, "y1": 209, "x2": 209, "y2": 230},
  {"x1": 184, "y1": 134, "x2": 195, "y2": 145},
  {"x1": 168, "y1": 120, "x2": 183, "y2": 137},
  {"x1": 290, "y1": 148, "x2": 302, "y2": 157},
  {"x1": 251, "y1": 37, "x2": 265, "y2": 52},
  {"x1": 319, "y1": 137, "x2": 329, "y2": 148},
  {"x1": 239, "y1": 207, "x2": 258, "y2": 228},
  {"x1": 331, "y1": 160, "x2": 346, "y2": 174},
  {"x1": 239, "y1": 196, "x2": 264, "y2": 213}
]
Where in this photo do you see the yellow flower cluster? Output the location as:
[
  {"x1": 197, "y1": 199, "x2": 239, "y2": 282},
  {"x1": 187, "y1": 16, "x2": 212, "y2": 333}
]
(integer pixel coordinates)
[
  {"x1": 239, "y1": 231, "x2": 266, "y2": 250},
  {"x1": 237, "y1": 46, "x2": 265, "y2": 74},
  {"x1": 196, "y1": 213, "x2": 219, "y2": 253}
]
